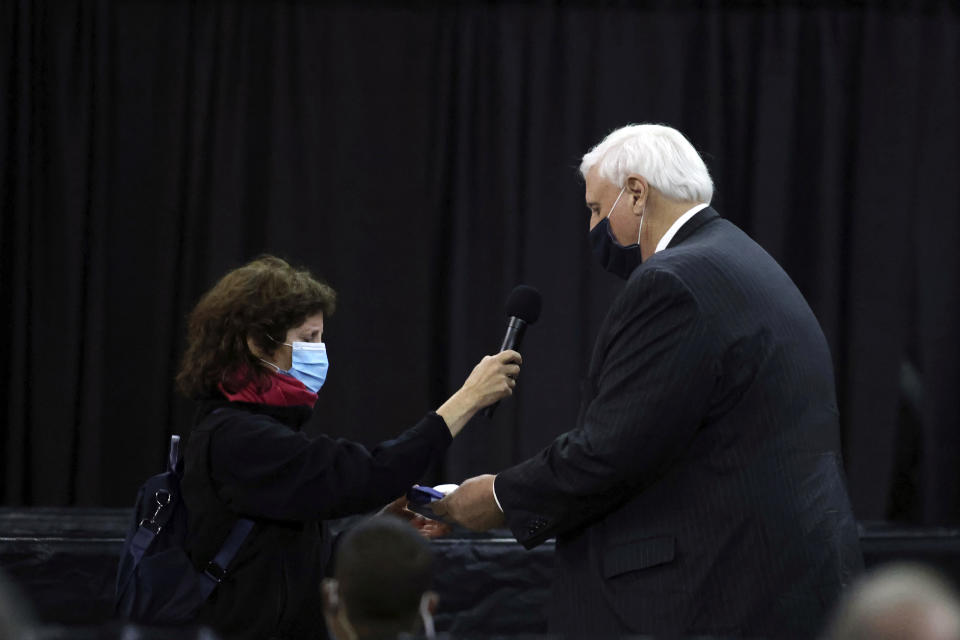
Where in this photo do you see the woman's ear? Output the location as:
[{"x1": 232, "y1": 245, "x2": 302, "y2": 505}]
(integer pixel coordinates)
[{"x1": 246, "y1": 335, "x2": 264, "y2": 358}]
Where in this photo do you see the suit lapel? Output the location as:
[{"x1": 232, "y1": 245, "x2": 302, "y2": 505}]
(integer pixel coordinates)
[{"x1": 666, "y1": 207, "x2": 720, "y2": 249}]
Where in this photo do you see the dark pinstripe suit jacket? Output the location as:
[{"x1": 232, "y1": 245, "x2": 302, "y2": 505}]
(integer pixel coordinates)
[{"x1": 495, "y1": 208, "x2": 863, "y2": 638}]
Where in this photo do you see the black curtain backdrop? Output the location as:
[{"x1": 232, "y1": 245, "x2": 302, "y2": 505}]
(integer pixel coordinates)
[{"x1": 2, "y1": 1, "x2": 959, "y2": 524}]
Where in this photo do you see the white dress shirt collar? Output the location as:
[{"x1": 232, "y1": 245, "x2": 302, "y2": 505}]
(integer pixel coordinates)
[{"x1": 654, "y1": 202, "x2": 710, "y2": 254}]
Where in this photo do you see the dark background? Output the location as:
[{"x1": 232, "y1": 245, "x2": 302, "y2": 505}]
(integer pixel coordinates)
[{"x1": 2, "y1": 1, "x2": 958, "y2": 525}]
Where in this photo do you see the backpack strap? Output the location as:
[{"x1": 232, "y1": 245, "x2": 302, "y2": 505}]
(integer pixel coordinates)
[
  {"x1": 193, "y1": 407, "x2": 256, "y2": 588},
  {"x1": 168, "y1": 434, "x2": 181, "y2": 472},
  {"x1": 123, "y1": 520, "x2": 160, "y2": 576},
  {"x1": 198, "y1": 517, "x2": 256, "y2": 595}
]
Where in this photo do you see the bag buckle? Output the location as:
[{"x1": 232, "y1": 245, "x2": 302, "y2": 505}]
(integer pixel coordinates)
[
  {"x1": 204, "y1": 561, "x2": 227, "y2": 583},
  {"x1": 139, "y1": 489, "x2": 171, "y2": 534}
]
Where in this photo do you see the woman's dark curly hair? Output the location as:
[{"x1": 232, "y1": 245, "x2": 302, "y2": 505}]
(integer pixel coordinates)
[{"x1": 176, "y1": 255, "x2": 336, "y2": 398}]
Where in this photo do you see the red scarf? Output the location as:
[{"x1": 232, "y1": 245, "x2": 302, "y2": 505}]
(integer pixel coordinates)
[{"x1": 219, "y1": 365, "x2": 318, "y2": 408}]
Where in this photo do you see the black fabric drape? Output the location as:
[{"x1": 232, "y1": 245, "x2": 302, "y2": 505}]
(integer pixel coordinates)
[{"x1": 2, "y1": 2, "x2": 959, "y2": 525}]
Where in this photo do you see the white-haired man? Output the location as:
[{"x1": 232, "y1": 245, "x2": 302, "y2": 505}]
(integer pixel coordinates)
[{"x1": 435, "y1": 123, "x2": 863, "y2": 637}]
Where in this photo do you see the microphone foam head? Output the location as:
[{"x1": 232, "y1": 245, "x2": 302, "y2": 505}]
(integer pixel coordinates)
[{"x1": 506, "y1": 285, "x2": 542, "y2": 324}]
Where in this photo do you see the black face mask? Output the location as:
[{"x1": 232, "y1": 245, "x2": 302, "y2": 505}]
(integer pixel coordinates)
[{"x1": 589, "y1": 193, "x2": 644, "y2": 280}]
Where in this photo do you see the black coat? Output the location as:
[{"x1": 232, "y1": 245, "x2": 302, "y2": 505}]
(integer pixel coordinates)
[
  {"x1": 495, "y1": 208, "x2": 863, "y2": 638},
  {"x1": 181, "y1": 397, "x2": 451, "y2": 640}
]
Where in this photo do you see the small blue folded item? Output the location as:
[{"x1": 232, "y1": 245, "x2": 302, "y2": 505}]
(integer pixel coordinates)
[{"x1": 406, "y1": 484, "x2": 458, "y2": 525}]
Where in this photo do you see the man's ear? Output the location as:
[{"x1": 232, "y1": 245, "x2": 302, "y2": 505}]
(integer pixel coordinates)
[
  {"x1": 625, "y1": 174, "x2": 648, "y2": 214},
  {"x1": 424, "y1": 590, "x2": 439, "y2": 615},
  {"x1": 322, "y1": 578, "x2": 340, "y2": 613}
]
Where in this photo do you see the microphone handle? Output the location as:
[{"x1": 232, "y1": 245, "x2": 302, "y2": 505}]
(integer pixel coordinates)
[{"x1": 481, "y1": 317, "x2": 527, "y2": 418}]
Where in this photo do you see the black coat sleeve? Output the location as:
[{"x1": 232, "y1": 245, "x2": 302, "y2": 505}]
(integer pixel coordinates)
[
  {"x1": 495, "y1": 268, "x2": 719, "y2": 548},
  {"x1": 208, "y1": 411, "x2": 452, "y2": 521}
]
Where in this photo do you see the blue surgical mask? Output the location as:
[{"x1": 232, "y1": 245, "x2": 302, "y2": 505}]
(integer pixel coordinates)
[
  {"x1": 589, "y1": 186, "x2": 645, "y2": 280},
  {"x1": 262, "y1": 340, "x2": 329, "y2": 393}
]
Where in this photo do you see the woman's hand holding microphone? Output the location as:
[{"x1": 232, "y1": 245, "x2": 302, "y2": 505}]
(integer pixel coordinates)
[{"x1": 436, "y1": 350, "x2": 522, "y2": 437}]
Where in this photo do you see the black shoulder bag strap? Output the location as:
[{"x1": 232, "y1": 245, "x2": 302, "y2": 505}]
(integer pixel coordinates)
[{"x1": 194, "y1": 408, "x2": 255, "y2": 595}]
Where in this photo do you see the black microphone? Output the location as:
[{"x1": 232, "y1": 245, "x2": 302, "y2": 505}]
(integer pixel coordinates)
[{"x1": 481, "y1": 285, "x2": 542, "y2": 418}]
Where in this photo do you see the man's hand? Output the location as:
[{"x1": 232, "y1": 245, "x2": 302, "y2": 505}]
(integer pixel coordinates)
[
  {"x1": 432, "y1": 474, "x2": 505, "y2": 531},
  {"x1": 378, "y1": 496, "x2": 453, "y2": 539}
]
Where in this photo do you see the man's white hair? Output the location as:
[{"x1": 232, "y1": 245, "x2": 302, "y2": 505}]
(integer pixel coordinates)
[
  {"x1": 823, "y1": 563, "x2": 960, "y2": 640},
  {"x1": 580, "y1": 124, "x2": 714, "y2": 204}
]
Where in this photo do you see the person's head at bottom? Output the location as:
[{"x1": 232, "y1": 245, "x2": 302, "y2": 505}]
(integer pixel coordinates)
[
  {"x1": 823, "y1": 563, "x2": 960, "y2": 640},
  {"x1": 323, "y1": 515, "x2": 438, "y2": 640},
  {"x1": 0, "y1": 568, "x2": 35, "y2": 640}
]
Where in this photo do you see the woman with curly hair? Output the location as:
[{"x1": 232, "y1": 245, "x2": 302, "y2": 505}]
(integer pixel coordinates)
[{"x1": 176, "y1": 255, "x2": 520, "y2": 640}]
